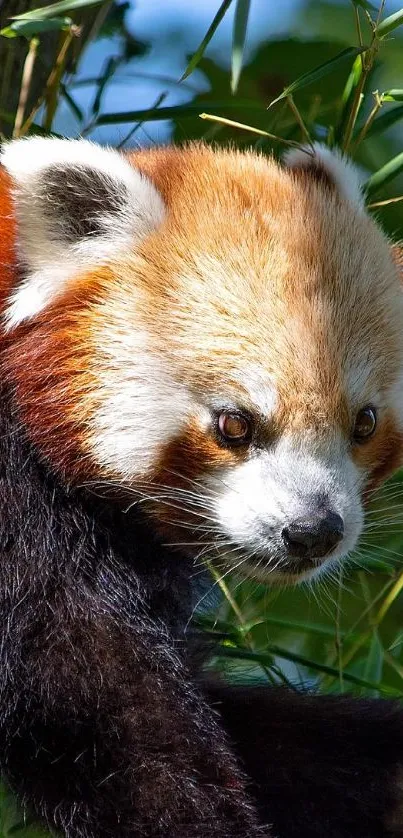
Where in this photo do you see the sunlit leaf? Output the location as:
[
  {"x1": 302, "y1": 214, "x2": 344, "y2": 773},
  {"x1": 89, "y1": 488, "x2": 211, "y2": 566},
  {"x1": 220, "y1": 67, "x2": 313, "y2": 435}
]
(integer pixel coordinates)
[
  {"x1": 376, "y1": 8, "x2": 403, "y2": 38},
  {"x1": 382, "y1": 89, "x2": 403, "y2": 102},
  {"x1": 231, "y1": 0, "x2": 251, "y2": 93},
  {"x1": 1, "y1": 17, "x2": 71, "y2": 37},
  {"x1": 11, "y1": 0, "x2": 103, "y2": 21},
  {"x1": 181, "y1": 0, "x2": 234, "y2": 81},
  {"x1": 341, "y1": 54, "x2": 363, "y2": 105},
  {"x1": 199, "y1": 112, "x2": 300, "y2": 146},
  {"x1": 268, "y1": 46, "x2": 365, "y2": 107}
]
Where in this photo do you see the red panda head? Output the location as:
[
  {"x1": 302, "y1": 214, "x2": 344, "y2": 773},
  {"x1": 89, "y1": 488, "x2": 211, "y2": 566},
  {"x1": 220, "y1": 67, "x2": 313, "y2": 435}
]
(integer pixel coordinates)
[{"x1": 1, "y1": 138, "x2": 403, "y2": 584}]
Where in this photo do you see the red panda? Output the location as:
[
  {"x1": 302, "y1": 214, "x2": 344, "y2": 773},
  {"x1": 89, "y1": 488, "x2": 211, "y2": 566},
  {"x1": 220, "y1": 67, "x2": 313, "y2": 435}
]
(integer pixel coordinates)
[{"x1": 0, "y1": 137, "x2": 403, "y2": 838}]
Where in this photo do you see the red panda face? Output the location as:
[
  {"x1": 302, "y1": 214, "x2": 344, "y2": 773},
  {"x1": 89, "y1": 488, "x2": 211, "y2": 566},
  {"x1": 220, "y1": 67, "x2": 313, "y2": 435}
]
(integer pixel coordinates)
[{"x1": 1, "y1": 139, "x2": 403, "y2": 584}]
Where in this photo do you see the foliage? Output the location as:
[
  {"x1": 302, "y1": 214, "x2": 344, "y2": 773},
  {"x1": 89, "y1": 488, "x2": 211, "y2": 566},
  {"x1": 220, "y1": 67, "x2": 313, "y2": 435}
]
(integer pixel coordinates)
[{"x1": 0, "y1": 0, "x2": 403, "y2": 834}]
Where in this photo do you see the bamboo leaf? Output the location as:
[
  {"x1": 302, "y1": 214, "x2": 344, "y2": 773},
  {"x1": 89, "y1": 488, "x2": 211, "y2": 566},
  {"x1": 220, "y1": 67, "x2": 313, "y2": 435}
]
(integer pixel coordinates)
[
  {"x1": 11, "y1": 0, "x2": 103, "y2": 21},
  {"x1": 341, "y1": 54, "x2": 363, "y2": 105},
  {"x1": 376, "y1": 8, "x2": 403, "y2": 38},
  {"x1": 268, "y1": 46, "x2": 365, "y2": 107},
  {"x1": 91, "y1": 56, "x2": 118, "y2": 116},
  {"x1": 365, "y1": 151, "x2": 403, "y2": 196},
  {"x1": 181, "y1": 0, "x2": 234, "y2": 81},
  {"x1": 196, "y1": 613, "x2": 354, "y2": 639},
  {"x1": 364, "y1": 630, "x2": 383, "y2": 687},
  {"x1": 218, "y1": 645, "x2": 398, "y2": 694},
  {"x1": 231, "y1": 0, "x2": 251, "y2": 93},
  {"x1": 220, "y1": 644, "x2": 401, "y2": 696},
  {"x1": 199, "y1": 112, "x2": 300, "y2": 146},
  {"x1": 382, "y1": 89, "x2": 403, "y2": 102},
  {"x1": 1, "y1": 17, "x2": 71, "y2": 37}
]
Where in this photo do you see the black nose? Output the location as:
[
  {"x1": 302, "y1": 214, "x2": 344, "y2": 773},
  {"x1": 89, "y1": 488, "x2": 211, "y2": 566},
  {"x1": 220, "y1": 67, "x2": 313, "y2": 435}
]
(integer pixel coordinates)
[{"x1": 282, "y1": 511, "x2": 344, "y2": 560}]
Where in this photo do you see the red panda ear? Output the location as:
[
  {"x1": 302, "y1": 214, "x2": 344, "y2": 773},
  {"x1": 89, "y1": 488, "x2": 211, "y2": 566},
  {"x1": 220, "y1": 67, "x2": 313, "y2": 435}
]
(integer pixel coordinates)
[
  {"x1": 283, "y1": 142, "x2": 365, "y2": 212},
  {"x1": 1, "y1": 137, "x2": 165, "y2": 328}
]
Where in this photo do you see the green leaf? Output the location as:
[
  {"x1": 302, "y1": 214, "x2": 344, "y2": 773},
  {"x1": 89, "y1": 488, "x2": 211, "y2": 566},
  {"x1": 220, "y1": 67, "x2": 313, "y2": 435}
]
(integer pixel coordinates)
[
  {"x1": 218, "y1": 645, "x2": 398, "y2": 694},
  {"x1": 382, "y1": 89, "x2": 403, "y2": 102},
  {"x1": 231, "y1": 0, "x2": 251, "y2": 94},
  {"x1": 365, "y1": 151, "x2": 403, "y2": 196},
  {"x1": 268, "y1": 46, "x2": 365, "y2": 107},
  {"x1": 11, "y1": 0, "x2": 103, "y2": 21},
  {"x1": 91, "y1": 56, "x2": 118, "y2": 116},
  {"x1": 364, "y1": 630, "x2": 384, "y2": 687},
  {"x1": 181, "y1": 0, "x2": 234, "y2": 81},
  {"x1": 341, "y1": 54, "x2": 363, "y2": 105},
  {"x1": 376, "y1": 8, "x2": 403, "y2": 38},
  {"x1": 1, "y1": 17, "x2": 71, "y2": 37},
  {"x1": 360, "y1": 104, "x2": 403, "y2": 140}
]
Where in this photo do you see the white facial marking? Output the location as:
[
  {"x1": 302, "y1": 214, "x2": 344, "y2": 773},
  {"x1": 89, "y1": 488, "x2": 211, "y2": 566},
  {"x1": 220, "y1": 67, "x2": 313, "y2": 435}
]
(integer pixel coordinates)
[
  {"x1": 235, "y1": 366, "x2": 278, "y2": 416},
  {"x1": 284, "y1": 142, "x2": 365, "y2": 212},
  {"x1": 1, "y1": 138, "x2": 166, "y2": 328},
  {"x1": 89, "y1": 324, "x2": 193, "y2": 480},
  {"x1": 345, "y1": 357, "x2": 375, "y2": 405}
]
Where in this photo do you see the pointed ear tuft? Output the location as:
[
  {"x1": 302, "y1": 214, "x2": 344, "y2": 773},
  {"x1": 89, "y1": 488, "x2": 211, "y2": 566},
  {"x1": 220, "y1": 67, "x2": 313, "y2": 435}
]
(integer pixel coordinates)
[
  {"x1": 283, "y1": 142, "x2": 365, "y2": 211},
  {"x1": 1, "y1": 137, "x2": 166, "y2": 328}
]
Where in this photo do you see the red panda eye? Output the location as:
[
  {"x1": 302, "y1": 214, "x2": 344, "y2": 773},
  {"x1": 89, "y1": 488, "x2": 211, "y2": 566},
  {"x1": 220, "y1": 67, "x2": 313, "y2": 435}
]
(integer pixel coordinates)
[
  {"x1": 217, "y1": 412, "x2": 251, "y2": 445},
  {"x1": 353, "y1": 406, "x2": 377, "y2": 443}
]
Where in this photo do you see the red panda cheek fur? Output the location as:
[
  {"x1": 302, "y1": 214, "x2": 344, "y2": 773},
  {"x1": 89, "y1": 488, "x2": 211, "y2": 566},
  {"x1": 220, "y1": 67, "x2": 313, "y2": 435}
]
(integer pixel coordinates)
[
  {"x1": 148, "y1": 420, "x2": 250, "y2": 536},
  {"x1": 2, "y1": 272, "x2": 110, "y2": 482}
]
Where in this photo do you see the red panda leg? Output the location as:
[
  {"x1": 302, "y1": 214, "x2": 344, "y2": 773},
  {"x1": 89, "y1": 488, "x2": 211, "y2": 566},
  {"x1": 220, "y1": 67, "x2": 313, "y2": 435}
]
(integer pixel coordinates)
[{"x1": 0, "y1": 627, "x2": 269, "y2": 838}]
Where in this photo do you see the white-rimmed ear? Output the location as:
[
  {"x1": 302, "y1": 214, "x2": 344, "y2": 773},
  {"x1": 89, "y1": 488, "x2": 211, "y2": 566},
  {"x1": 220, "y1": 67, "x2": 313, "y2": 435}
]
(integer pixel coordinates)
[
  {"x1": 1, "y1": 137, "x2": 166, "y2": 328},
  {"x1": 284, "y1": 142, "x2": 365, "y2": 212}
]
